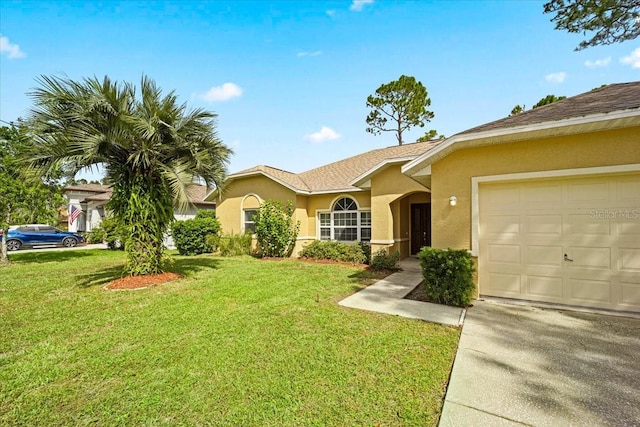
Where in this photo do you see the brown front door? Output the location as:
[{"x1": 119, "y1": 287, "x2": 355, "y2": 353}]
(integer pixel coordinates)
[{"x1": 411, "y1": 203, "x2": 431, "y2": 254}]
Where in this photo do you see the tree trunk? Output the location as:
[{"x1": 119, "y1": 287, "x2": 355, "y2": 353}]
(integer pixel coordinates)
[{"x1": 1, "y1": 229, "x2": 7, "y2": 264}]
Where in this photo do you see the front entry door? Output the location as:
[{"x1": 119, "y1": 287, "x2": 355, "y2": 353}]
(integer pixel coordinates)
[{"x1": 411, "y1": 203, "x2": 431, "y2": 254}]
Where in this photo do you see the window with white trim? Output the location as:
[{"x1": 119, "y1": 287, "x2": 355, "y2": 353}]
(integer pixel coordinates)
[
  {"x1": 319, "y1": 197, "x2": 371, "y2": 242},
  {"x1": 244, "y1": 209, "x2": 257, "y2": 233}
]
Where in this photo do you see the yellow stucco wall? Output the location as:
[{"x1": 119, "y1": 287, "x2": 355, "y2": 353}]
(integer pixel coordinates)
[
  {"x1": 370, "y1": 165, "x2": 430, "y2": 255},
  {"x1": 216, "y1": 175, "x2": 297, "y2": 235},
  {"x1": 430, "y1": 127, "x2": 640, "y2": 250}
]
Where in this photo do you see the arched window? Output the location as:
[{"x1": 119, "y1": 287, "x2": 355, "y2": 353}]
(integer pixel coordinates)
[{"x1": 318, "y1": 197, "x2": 371, "y2": 242}]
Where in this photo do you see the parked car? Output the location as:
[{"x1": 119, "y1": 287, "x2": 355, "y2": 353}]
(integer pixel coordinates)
[{"x1": 2, "y1": 225, "x2": 84, "y2": 251}]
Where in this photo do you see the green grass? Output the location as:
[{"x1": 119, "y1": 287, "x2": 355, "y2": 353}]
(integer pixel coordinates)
[{"x1": 0, "y1": 250, "x2": 460, "y2": 426}]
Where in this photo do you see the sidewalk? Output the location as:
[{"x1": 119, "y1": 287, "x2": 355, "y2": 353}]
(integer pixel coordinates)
[{"x1": 338, "y1": 257, "x2": 465, "y2": 327}]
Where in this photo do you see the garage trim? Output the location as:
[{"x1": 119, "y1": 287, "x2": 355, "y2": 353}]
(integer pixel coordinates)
[{"x1": 470, "y1": 164, "x2": 640, "y2": 288}]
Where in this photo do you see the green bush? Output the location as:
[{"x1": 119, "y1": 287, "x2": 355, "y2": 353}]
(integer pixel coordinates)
[
  {"x1": 171, "y1": 215, "x2": 221, "y2": 256},
  {"x1": 370, "y1": 249, "x2": 400, "y2": 271},
  {"x1": 87, "y1": 216, "x2": 127, "y2": 250},
  {"x1": 195, "y1": 209, "x2": 218, "y2": 220},
  {"x1": 254, "y1": 200, "x2": 299, "y2": 258},
  {"x1": 299, "y1": 240, "x2": 367, "y2": 264},
  {"x1": 209, "y1": 232, "x2": 253, "y2": 257},
  {"x1": 357, "y1": 242, "x2": 371, "y2": 264},
  {"x1": 418, "y1": 247, "x2": 475, "y2": 307}
]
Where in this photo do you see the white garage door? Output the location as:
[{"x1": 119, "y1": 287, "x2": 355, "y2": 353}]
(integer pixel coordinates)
[{"x1": 479, "y1": 173, "x2": 640, "y2": 313}]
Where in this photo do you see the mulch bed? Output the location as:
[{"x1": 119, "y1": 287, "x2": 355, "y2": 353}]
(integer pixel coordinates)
[
  {"x1": 105, "y1": 272, "x2": 182, "y2": 290},
  {"x1": 403, "y1": 283, "x2": 430, "y2": 302}
]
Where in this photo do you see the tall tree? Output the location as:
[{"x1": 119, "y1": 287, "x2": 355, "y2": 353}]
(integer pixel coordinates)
[
  {"x1": 416, "y1": 129, "x2": 445, "y2": 142},
  {"x1": 544, "y1": 0, "x2": 640, "y2": 50},
  {"x1": 532, "y1": 94, "x2": 567, "y2": 108},
  {"x1": 0, "y1": 124, "x2": 64, "y2": 263},
  {"x1": 26, "y1": 75, "x2": 232, "y2": 275},
  {"x1": 366, "y1": 75, "x2": 434, "y2": 145},
  {"x1": 510, "y1": 105, "x2": 526, "y2": 116}
]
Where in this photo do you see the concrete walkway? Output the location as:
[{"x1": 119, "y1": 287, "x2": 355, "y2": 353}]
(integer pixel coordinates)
[
  {"x1": 338, "y1": 257, "x2": 465, "y2": 327},
  {"x1": 440, "y1": 299, "x2": 640, "y2": 426}
]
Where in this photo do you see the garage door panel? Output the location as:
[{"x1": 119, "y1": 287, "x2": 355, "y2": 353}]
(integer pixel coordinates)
[
  {"x1": 524, "y1": 185, "x2": 562, "y2": 206},
  {"x1": 479, "y1": 173, "x2": 640, "y2": 313},
  {"x1": 618, "y1": 218, "x2": 640, "y2": 236},
  {"x1": 486, "y1": 215, "x2": 521, "y2": 236},
  {"x1": 485, "y1": 186, "x2": 520, "y2": 208},
  {"x1": 489, "y1": 244, "x2": 520, "y2": 264},
  {"x1": 488, "y1": 273, "x2": 521, "y2": 294},
  {"x1": 567, "y1": 181, "x2": 610, "y2": 203},
  {"x1": 568, "y1": 213, "x2": 611, "y2": 236},
  {"x1": 528, "y1": 276, "x2": 563, "y2": 298},
  {"x1": 569, "y1": 278, "x2": 612, "y2": 304},
  {"x1": 620, "y1": 283, "x2": 640, "y2": 308},
  {"x1": 568, "y1": 247, "x2": 610, "y2": 270},
  {"x1": 619, "y1": 248, "x2": 640, "y2": 272},
  {"x1": 527, "y1": 214, "x2": 562, "y2": 235},
  {"x1": 527, "y1": 245, "x2": 563, "y2": 267},
  {"x1": 617, "y1": 176, "x2": 640, "y2": 202}
]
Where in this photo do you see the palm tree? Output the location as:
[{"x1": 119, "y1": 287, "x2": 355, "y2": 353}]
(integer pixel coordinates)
[{"x1": 26, "y1": 75, "x2": 232, "y2": 275}]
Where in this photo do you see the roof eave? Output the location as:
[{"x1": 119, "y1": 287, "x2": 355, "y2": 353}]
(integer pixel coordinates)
[
  {"x1": 223, "y1": 170, "x2": 309, "y2": 195},
  {"x1": 402, "y1": 109, "x2": 640, "y2": 177},
  {"x1": 350, "y1": 156, "x2": 419, "y2": 188}
]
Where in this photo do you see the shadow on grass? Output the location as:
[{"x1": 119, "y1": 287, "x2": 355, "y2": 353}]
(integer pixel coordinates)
[
  {"x1": 168, "y1": 256, "x2": 221, "y2": 276},
  {"x1": 348, "y1": 268, "x2": 394, "y2": 292},
  {"x1": 7, "y1": 249, "x2": 99, "y2": 264},
  {"x1": 76, "y1": 265, "x2": 124, "y2": 288},
  {"x1": 75, "y1": 254, "x2": 222, "y2": 288}
]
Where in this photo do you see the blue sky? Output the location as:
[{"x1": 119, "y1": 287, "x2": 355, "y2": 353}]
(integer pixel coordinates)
[{"x1": 1, "y1": 0, "x2": 638, "y2": 179}]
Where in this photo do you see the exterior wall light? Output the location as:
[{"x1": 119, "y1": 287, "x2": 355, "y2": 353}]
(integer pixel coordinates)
[{"x1": 449, "y1": 196, "x2": 457, "y2": 206}]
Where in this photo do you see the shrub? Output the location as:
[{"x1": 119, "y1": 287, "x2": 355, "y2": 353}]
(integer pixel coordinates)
[
  {"x1": 370, "y1": 249, "x2": 400, "y2": 271},
  {"x1": 195, "y1": 209, "x2": 217, "y2": 220},
  {"x1": 253, "y1": 200, "x2": 299, "y2": 258},
  {"x1": 209, "y1": 232, "x2": 253, "y2": 257},
  {"x1": 299, "y1": 240, "x2": 367, "y2": 264},
  {"x1": 87, "y1": 216, "x2": 127, "y2": 250},
  {"x1": 418, "y1": 247, "x2": 475, "y2": 307},
  {"x1": 357, "y1": 241, "x2": 371, "y2": 264},
  {"x1": 171, "y1": 215, "x2": 221, "y2": 256}
]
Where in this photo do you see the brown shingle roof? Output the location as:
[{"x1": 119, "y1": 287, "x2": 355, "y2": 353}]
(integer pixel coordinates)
[
  {"x1": 186, "y1": 184, "x2": 216, "y2": 205},
  {"x1": 64, "y1": 183, "x2": 111, "y2": 193},
  {"x1": 229, "y1": 140, "x2": 442, "y2": 193},
  {"x1": 459, "y1": 81, "x2": 640, "y2": 135}
]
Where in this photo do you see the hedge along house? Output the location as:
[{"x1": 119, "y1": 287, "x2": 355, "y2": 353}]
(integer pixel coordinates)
[
  {"x1": 212, "y1": 139, "x2": 443, "y2": 258},
  {"x1": 402, "y1": 81, "x2": 640, "y2": 314},
  {"x1": 213, "y1": 81, "x2": 640, "y2": 314}
]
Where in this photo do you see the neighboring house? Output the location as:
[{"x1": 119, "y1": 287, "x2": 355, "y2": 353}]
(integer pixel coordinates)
[
  {"x1": 64, "y1": 183, "x2": 217, "y2": 246},
  {"x1": 213, "y1": 82, "x2": 640, "y2": 314}
]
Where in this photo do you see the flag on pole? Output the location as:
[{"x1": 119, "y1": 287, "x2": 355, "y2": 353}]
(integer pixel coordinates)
[{"x1": 69, "y1": 205, "x2": 82, "y2": 225}]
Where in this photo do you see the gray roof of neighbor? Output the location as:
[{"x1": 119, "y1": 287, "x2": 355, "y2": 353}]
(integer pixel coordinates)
[
  {"x1": 230, "y1": 140, "x2": 443, "y2": 193},
  {"x1": 459, "y1": 81, "x2": 640, "y2": 135}
]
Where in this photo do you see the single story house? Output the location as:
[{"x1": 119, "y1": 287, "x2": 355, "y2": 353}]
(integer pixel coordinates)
[
  {"x1": 65, "y1": 183, "x2": 216, "y2": 246},
  {"x1": 212, "y1": 81, "x2": 640, "y2": 314}
]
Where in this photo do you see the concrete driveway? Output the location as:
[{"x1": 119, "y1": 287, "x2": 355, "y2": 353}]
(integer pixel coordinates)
[
  {"x1": 10, "y1": 243, "x2": 108, "y2": 254},
  {"x1": 440, "y1": 300, "x2": 640, "y2": 426}
]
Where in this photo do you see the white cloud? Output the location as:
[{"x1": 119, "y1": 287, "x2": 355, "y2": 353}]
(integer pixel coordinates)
[
  {"x1": 350, "y1": 0, "x2": 374, "y2": 12},
  {"x1": 297, "y1": 50, "x2": 322, "y2": 57},
  {"x1": 620, "y1": 47, "x2": 640, "y2": 69},
  {"x1": 326, "y1": 9, "x2": 336, "y2": 16},
  {"x1": 304, "y1": 126, "x2": 341, "y2": 143},
  {"x1": 196, "y1": 83, "x2": 243, "y2": 102},
  {"x1": 545, "y1": 72, "x2": 566, "y2": 84},
  {"x1": 584, "y1": 56, "x2": 611, "y2": 68},
  {"x1": 0, "y1": 35, "x2": 26, "y2": 59}
]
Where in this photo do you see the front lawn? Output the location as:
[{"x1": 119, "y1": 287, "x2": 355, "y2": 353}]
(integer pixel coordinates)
[{"x1": 0, "y1": 250, "x2": 459, "y2": 426}]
